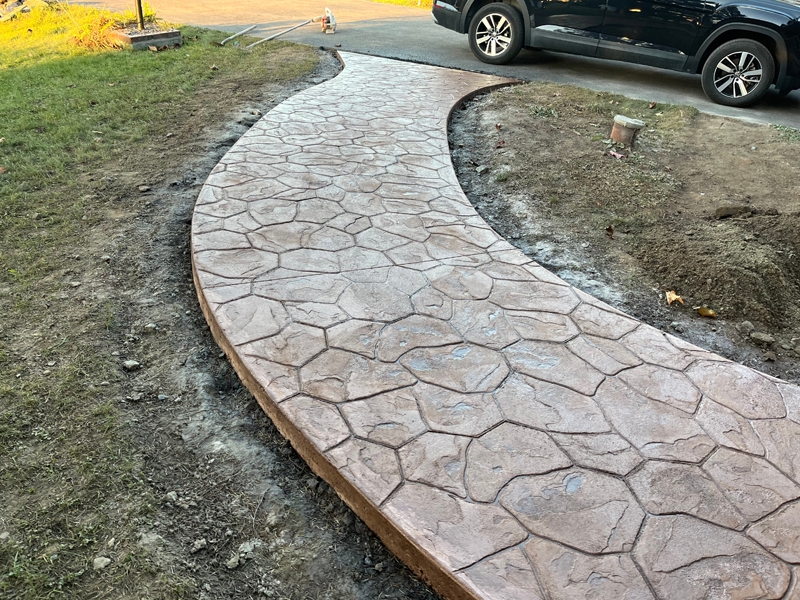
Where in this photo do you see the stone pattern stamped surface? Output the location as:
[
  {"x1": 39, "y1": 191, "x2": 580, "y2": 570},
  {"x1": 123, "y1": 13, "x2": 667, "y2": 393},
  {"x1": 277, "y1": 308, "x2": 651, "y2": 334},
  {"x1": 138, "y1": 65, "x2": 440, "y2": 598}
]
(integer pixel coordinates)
[{"x1": 192, "y1": 52, "x2": 800, "y2": 600}]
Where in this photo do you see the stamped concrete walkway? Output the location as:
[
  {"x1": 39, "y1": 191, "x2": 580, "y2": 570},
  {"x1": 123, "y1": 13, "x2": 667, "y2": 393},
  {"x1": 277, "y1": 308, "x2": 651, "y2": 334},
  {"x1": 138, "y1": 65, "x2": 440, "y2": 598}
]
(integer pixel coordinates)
[{"x1": 192, "y1": 52, "x2": 800, "y2": 600}]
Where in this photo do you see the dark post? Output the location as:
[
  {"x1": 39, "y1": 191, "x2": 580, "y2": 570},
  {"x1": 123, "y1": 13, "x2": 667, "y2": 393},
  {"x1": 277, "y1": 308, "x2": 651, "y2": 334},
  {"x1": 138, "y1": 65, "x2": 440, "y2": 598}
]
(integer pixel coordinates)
[{"x1": 135, "y1": 0, "x2": 145, "y2": 30}]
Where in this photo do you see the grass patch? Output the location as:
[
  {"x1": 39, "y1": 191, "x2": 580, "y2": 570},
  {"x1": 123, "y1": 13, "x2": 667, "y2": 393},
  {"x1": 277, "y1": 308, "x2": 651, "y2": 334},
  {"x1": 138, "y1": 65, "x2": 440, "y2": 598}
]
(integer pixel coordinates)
[
  {"x1": 771, "y1": 124, "x2": 800, "y2": 142},
  {"x1": 0, "y1": 4, "x2": 317, "y2": 598}
]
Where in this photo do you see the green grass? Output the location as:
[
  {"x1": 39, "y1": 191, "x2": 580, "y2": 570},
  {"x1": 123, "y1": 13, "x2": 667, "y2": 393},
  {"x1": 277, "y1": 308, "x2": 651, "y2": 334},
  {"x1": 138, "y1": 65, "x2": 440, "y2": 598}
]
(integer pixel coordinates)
[
  {"x1": 0, "y1": 4, "x2": 317, "y2": 598},
  {"x1": 771, "y1": 124, "x2": 800, "y2": 142}
]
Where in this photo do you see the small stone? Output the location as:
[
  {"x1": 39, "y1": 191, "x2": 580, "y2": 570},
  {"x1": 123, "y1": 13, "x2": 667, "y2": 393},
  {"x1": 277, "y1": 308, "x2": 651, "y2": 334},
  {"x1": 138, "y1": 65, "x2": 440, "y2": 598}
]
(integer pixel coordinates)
[
  {"x1": 752, "y1": 331, "x2": 776, "y2": 345},
  {"x1": 157, "y1": 394, "x2": 169, "y2": 401},
  {"x1": 714, "y1": 205, "x2": 751, "y2": 219},
  {"x1": 107, "y1": 537, "x2": 115, "y2": 548},
  {"x1": 737, "y1": 320, "x2": 755, "y2": 334},
  {"x1": 93, "y1": 556, "x2": 112, "y2": 570},
  {"x1": 122, "y1": 360, "x2": 141, "y2": 371},
  {"x1": 165, "y1": 491, "x2": 178, "y2": 503},
  {"x1": 138, "y1": 185, "x2": 151, "y2": 193},
  {"x1": 476, "y1": 165, "x2": 488, "y2": 174},
  {"x1": 100, "y1": 255, "x2": 111, "y2": 262},
  {"x1": 225, "y1": 554, "x2": 240, "y2": 569},
  {"x1": 190, "y1": 538, "x2": 207, "y2": 553},
  {"x1": 143, "y1": 323, "x2": 157, "y2": 333},
  {"x1": 0, "y1": 532, "x2": 10, "y2": 542}
]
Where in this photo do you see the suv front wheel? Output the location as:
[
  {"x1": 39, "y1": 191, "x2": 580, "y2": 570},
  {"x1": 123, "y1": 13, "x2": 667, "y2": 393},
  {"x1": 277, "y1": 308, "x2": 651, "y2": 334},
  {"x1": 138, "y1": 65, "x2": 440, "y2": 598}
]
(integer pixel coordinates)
[
  {"x1": 701, "y1": 39, "x2": 775, "y2": 107},
  {"x1": 468, "y1": 3, "x2": 524, "y2": 65}
]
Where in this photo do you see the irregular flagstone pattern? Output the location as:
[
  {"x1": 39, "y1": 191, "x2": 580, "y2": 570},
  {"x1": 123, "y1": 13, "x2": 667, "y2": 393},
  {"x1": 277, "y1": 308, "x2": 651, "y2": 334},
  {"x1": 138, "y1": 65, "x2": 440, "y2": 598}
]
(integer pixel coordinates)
[{"x1": 192, "y1": 52, "x2": 800, "y2": 600}]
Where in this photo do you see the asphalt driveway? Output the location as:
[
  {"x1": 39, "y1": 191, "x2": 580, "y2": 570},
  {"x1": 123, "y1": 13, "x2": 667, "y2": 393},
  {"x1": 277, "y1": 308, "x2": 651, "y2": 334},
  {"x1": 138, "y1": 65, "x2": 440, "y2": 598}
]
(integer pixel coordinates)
[{"x1": 84, "y1": 0, "x2": 800, "y2": 127}]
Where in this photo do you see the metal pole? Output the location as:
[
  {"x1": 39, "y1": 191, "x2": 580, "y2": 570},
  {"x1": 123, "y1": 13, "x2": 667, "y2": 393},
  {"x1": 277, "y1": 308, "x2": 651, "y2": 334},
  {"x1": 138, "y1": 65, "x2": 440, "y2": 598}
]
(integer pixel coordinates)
[
  {"x1": 244, "y1": 20, "x2": 311, "y2": 49},
  {"x1": 221, "y1": 25, "x2": 258, "y2": 45},
  {"x1": 135, "y1": 0, "x2": 145, "y2": 31}
]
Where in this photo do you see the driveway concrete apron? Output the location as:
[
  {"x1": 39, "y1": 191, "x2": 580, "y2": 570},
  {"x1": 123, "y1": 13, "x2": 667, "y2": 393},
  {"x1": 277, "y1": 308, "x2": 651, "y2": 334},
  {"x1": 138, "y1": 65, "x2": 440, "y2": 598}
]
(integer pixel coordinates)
[{"x1": 191, "y1": 52, "x2": 800, "y2": 600}]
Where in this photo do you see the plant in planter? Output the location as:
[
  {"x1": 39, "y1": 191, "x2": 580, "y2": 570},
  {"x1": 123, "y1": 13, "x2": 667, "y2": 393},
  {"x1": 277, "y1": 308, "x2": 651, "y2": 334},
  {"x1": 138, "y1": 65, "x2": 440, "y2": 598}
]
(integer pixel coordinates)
[{"x1": 108, "y1": 1, "x2": 182, "y2": 51}]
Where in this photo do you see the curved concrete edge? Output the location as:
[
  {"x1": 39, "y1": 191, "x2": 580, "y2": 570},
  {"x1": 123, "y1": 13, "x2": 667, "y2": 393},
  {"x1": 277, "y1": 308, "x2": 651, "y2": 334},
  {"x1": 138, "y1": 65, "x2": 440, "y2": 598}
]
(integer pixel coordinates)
[
  {"x1": 191, "y1": 54, "x2": 516, "y2": 600},
  {"x1": 192, "y1": 51, "x2": 800, "y2": 600},
  {"x1": 192, "y1": 267, "x2": 480, "y2": 599}
]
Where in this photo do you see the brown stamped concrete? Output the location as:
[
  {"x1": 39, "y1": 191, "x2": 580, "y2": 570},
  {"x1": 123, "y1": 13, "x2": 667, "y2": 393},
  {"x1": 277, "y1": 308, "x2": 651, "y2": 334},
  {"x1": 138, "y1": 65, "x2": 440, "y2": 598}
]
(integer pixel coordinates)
[{"x1": 192, "y1": 52, "x2": 800, "y2": 600}]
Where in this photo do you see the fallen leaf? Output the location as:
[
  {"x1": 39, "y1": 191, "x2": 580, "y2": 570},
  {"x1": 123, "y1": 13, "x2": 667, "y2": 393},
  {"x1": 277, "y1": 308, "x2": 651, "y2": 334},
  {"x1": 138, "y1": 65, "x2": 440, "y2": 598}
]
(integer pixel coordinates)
[
  {"x1": 605, "y1": 225, "x2": 614, "y2": 239},
  {"x1": 666, "y1": 290, "x2": 684, "y2": 305},
  {"x1": 697, "y1": 307, "x2": 717, "y2": 318},
  {"x1": 609, "y1": 150, "x2": 625, "y2": 159},
  {"x1": 495, "y1": 140, "x2": 506, "y2": 149},
  {"x1": 0, "y1": 167, "x2": 7, "y2": 174},
  {"x1": 648, "y1": 102, "x2": 657, "y2": 109}
]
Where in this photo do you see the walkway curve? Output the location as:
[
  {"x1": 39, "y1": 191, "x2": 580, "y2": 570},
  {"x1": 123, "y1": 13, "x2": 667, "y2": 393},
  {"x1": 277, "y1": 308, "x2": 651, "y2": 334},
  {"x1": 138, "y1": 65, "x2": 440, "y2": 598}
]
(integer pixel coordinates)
[{"x1": 192, "y1": 52, "x2": 800, "y2": 600}]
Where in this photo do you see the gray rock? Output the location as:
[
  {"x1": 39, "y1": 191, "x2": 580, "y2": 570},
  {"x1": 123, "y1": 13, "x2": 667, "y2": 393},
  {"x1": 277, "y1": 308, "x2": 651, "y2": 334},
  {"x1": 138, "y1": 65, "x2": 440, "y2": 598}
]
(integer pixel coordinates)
[
  {"x1": 190, "y1": 538, "x2": 207, "y2": 553},
  {"x1": 122, "y1": 360, "x2": 141, "y2": 371},
  {"x1": 165, "y1": 491, "x2": 178, "y2": 503},
  {"x1": 737, "y1": 320, "x2": 755, "y2": 334},
  {"x1": 225, "y1": 554, "x2": 240, "y2": 569},
  {"x1": 751, "y1": 331, "x2": 776, "y2": 345},
  {"x1": 93, "y1": 556, "x2": 112, "y2": 570},
  {"x1": 0, "y1": 531, "x2": 10, "y2": 542}
]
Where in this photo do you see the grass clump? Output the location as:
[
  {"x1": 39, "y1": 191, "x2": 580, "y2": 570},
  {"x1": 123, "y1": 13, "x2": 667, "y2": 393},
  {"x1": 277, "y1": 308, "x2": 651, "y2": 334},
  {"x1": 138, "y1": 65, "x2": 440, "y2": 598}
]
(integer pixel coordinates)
[
  {"x1": 0, "y1": 4, "x2": 317, "y2": 598},
  {"x1": 771, "y1": 124, "x2": 800, "y2": 142}
]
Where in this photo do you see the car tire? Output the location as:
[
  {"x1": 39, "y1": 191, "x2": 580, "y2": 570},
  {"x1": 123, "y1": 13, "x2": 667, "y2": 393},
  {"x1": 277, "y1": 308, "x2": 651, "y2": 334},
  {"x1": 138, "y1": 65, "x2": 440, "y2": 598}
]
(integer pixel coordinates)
[
  {"x1": 701, "y1": 39, "x2": 775, "y2": 107},
  {"x1": 468, "y1": 3, "x2": 524, "y2": 65}
]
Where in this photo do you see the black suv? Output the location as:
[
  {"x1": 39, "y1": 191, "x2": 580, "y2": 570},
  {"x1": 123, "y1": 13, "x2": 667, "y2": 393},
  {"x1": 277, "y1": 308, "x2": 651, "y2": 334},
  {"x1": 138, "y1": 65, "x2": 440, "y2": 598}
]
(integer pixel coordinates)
[{"x1": 432, "y1": 0, "x2": 800, "y2": 106}]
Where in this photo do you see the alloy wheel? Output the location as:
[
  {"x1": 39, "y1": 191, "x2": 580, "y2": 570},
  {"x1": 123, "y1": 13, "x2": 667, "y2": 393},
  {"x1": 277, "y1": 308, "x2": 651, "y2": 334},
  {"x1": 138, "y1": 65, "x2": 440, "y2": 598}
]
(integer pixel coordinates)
[
  {"x1": 475, "y1": 13, "x2": 513, "y2": 57},
  {"x1": 713, "y1": 51, "x2": 763, "y2": 99}
]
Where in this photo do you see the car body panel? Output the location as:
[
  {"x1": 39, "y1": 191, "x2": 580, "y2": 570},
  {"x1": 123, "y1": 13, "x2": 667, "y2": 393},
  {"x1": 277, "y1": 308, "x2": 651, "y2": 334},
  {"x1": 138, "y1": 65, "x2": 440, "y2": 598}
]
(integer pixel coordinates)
[{"x1": 431, "y1": 0, "x2": 800, "y2": 92}]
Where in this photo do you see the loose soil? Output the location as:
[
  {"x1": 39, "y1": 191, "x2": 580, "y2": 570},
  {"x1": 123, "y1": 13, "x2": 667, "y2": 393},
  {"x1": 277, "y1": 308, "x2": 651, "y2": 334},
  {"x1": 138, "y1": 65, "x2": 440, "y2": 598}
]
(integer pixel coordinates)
[
  {"x1": 450, "y1": 83, "x2": 800, "y2": 384},
  {"x1": 1, "y1": 47, "x2": 435, "y2": 599}
]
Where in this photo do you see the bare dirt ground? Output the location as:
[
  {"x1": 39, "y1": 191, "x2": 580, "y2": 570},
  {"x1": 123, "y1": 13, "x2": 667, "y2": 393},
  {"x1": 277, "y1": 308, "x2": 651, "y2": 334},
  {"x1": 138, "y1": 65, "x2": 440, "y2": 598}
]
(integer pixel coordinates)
[
  {"x1": 450, "y1": 83, "x2": 800, "y2": 386},
  {"x1": 1, "y1": 48, "x2": 436, "y2": 599},
  {"x1": 85, "y1": 51, "x2": 437, "y2": 599}
]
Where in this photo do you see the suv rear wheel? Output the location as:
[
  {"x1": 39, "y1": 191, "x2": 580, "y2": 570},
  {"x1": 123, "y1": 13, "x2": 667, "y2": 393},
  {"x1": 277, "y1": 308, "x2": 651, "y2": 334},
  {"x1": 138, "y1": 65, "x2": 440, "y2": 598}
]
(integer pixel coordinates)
[
  {"x1": 468, "y1": 3, "x2": 524, "y2": 65},
  {"x1": 701, "y1": 39, "x2": 775, "y2": 107}
]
